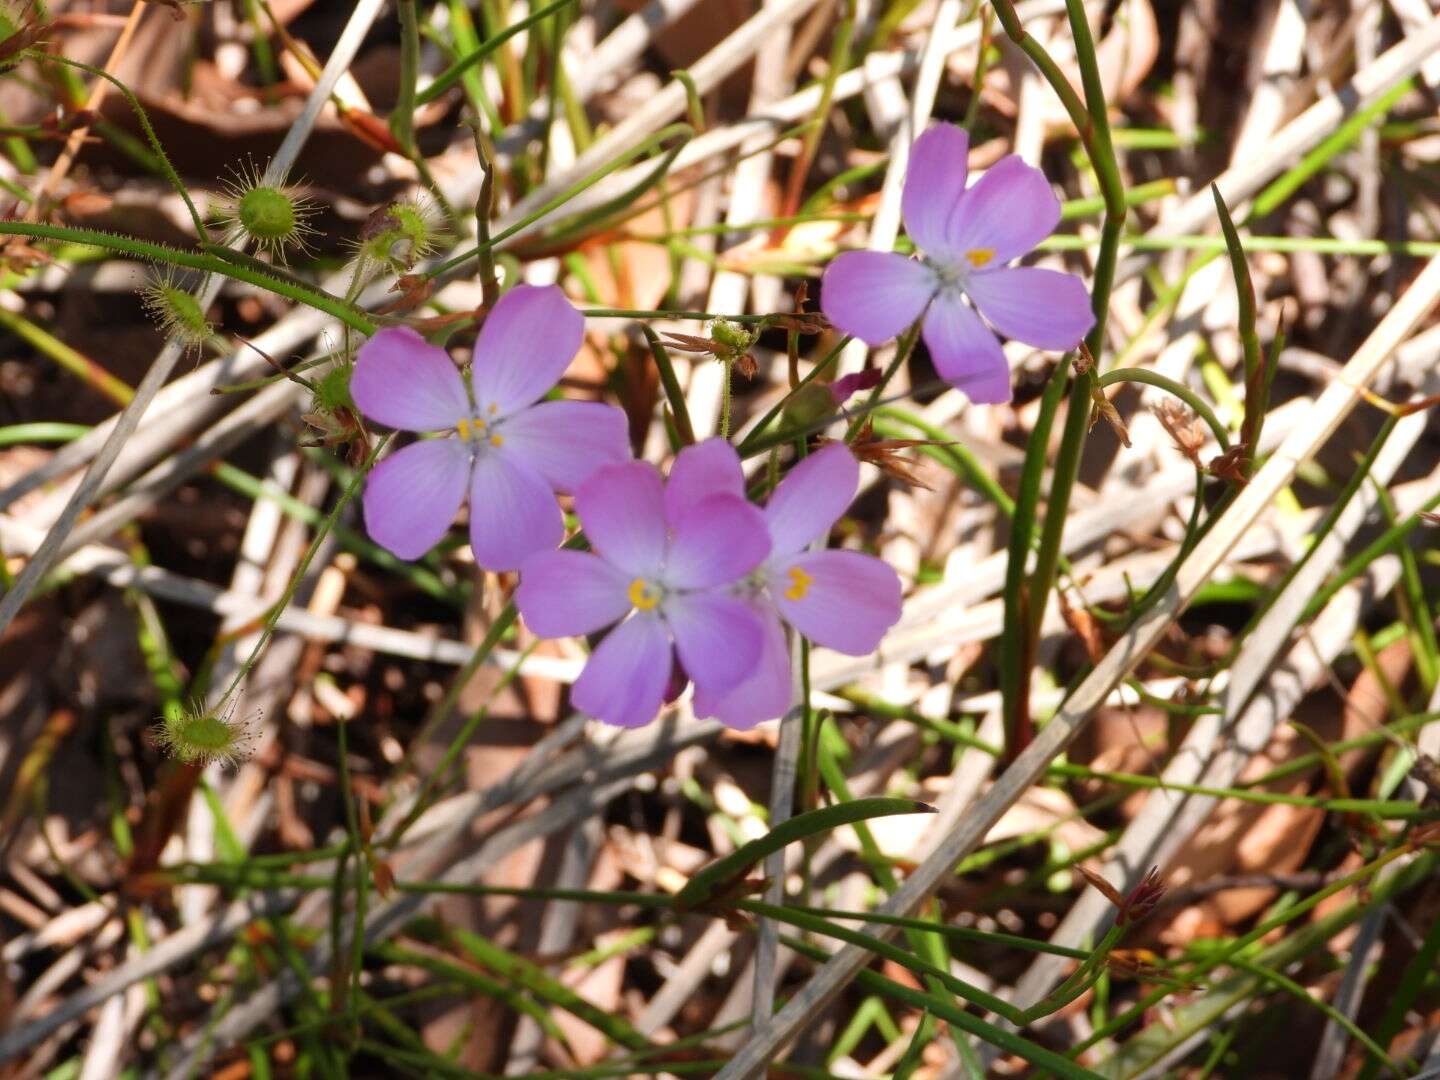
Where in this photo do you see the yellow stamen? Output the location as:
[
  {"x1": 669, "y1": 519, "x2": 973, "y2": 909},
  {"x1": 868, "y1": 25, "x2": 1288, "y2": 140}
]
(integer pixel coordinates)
[
  {"x1": 487, "y1": 403, "x2": 499, "y2": 415},
  {"x1": 456, "y1": 417, "x2": 475, "y2": 440},
  {"x1": 784, "y1": 566, "x2": 813, "y2": 601},
  {"x1": 489, "y1": 433, "x2": 504, "y2": 447},
  {"x1": 966, "y1": 248, "x2": 996, "y2": 269},
  {"x1": 628, "y1": 578, "x2": 660, "y2": 610}
]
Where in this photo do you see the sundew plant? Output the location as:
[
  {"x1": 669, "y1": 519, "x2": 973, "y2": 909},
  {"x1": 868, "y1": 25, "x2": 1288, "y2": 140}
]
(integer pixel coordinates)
[{"x1": 2, "y1": 1, "x2": 1440, "y2": 1077}]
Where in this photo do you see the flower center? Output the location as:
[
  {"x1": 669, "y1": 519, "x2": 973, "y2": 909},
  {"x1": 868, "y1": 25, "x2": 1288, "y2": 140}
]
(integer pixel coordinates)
[
  {"x1": 783, "y1": 565, "x2": 813, "y2": 601},
  {"x1": 456, "y1": 415, "x2": 505, "y2": 447},
  {"x1": 628, "y1": 578, "x2": 662, "y2": 611},
  {"x1": 926, "y1": 258, "x2": 968, "y2": 298},
  {"x1": 965, "y1": 247, "x2": 996, "y2": 269}
]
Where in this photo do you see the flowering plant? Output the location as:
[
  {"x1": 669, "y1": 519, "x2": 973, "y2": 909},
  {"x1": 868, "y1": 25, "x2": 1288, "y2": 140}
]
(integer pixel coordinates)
[
  {"x1": 350, "y1": 284, "x2": 630, "y2": 569},
  {"x1": 516, "y1": 460, "x2": 772, "y2": 727},
  {"x1": 343, "y1": 125, "x2": 1093, "y2": 731},
  {"x1": 821, "y1": 123, "x2": 1094, "y2": 403},
  {"x1": 666, "y1": 439, "x2": 902, "y2": 729}
]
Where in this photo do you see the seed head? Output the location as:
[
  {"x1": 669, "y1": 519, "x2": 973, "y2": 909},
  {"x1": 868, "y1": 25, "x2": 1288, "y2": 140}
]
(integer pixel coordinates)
[
  {"x1": 154, "y1": 698, "x2": 257, "y2": 768},
  {"x1": 314, "y1": 362, "x2": 355, "y2": 413},
  {"x1": 350, "y1": 197, "x2": 444, "y2": 285},
  {"x1": 216, "y1": 158, "x2": 317, "y2": 262},
  {"x1": 139, "y1": 271, "x2": 219, "y2": 354}
]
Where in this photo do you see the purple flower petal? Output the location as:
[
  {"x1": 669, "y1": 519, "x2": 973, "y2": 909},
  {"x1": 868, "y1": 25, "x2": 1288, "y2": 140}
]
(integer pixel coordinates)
[
  {"x1": 947, "y1": 155, "x2": 1061, "y2": 265},
  {"x1": 820, "y1": 251, "x2": 933, "y2": 346},
  {"x1": 697, "y1": 603, "x2": 792, "y2": 730},
  {"x1": 467, "y1": 449, "x2": 564, "y2": 570},
  {"x1": 470, "y1": 284, "x2": 584, "y2": 415},
  {"x1": 922, "y1": 294, "x2": 1012, "y2": 404},
  {"x1": 496, "y1": 400, "x2": 631, "y2": 492},
  {"x1": 829, "y1": 368, "x2": 881, "y2": 405},
  {"x1": 574, "y1": 461, "x2": 667, "y2": 577},
  {"x1": 665, "y1": 494, "x2": 770, "y2": 589},
  {"x1": 772, "y1": 549, "x2": 902, "y2": 655},
  {"x1": 572, "y1": 613, "x2": 673, "y2": 727},
  {"x1": 515, "y1": 550, "x2": 631, "y2": 638},
  {"x1": 362, "y1": 438, "x2": 470, "y2": 559},
  {"x1": 665, "y1": 437, "x2": 744, "y2": 527},
  {"x1": 902, "y1": 123, "x2": 970, "y2": 257},
  {"x1": 763, "y1": 442, "x2": 859, "y2": 559},
  {"x1": 965, "y1": 267, "x2": 1095, "y2": 351},
  {"x1": 351, "y1": 327, "x2": 469, "y2": 432},
  {"x1": 664, "y1": 591, "x2": 763, "y2": 697}
]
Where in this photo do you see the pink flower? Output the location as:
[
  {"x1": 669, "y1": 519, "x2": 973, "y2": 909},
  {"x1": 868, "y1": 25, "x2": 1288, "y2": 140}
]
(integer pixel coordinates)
[
  {"x1": 350, "y1": 285, "x2": 630, "y2": 569},
  {"x1": 668, "y1": 439, "x2": 903, "y2": 729},
  {"x1": 820, "y1": 123, "x2": 1094, "y2": 405},
  {"x1": 515, "y1": 461, "x2": 772, "y2": 728}
]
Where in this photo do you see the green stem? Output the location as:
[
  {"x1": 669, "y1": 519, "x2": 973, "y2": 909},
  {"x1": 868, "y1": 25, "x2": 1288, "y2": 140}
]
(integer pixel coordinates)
[
  {"x1": 417, "y1": 0, "x2": 574, "y2": 106},
  {"x1": 641, "y1": 327, "x2": 697, "y2": 445},
  {"x1": 391, "y1": 0, "x2": 420, "y2": 156},
  {"x1": 0, "y1": 222, "x2": 374, "y2": 333},
  {"x1": 997, "y1": 0, "x2": 1126, "y2": 758},
  {"x1": 427, "y1": 123, "x2": 693, "y2": 278},
  {"x1": 719, "y1": 357, "x2": 735, "y2": 439},
  {"x1": 38, "y1": 54, "x2": 209, "y2": 240},
  {"x1": 998, "y1": 358, "x2": 1069, "y2": 760},
  {"x1": 1094, "y1": 368, "x2": 1230, "y2": 450},
  {"x1": 218, "y1": 439, "x2": 388, "y2": 709},
  {"x1": 844, "y1": 322, "x2": 921, "y2": 444},
  {"x1": 385, "y1": 603, "x2": 521, "y2": 848}
]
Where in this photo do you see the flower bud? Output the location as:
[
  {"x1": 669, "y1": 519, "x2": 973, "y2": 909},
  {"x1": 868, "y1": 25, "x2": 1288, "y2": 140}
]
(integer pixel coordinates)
[
  {"x1": 782, "y1": 382, "x2": 838, "y2": 430},
  {"x1": 710, "y1": 318, "x2": 755, "y2": 353}
]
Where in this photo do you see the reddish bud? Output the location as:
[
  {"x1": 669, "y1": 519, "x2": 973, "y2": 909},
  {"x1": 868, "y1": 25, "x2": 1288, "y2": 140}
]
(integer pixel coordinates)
[
  {"x1": 829, "y1": 368, "x2": 881, "y2": 406},
  {"x1": 1118, "y1": 866, "x2": 1166, "y2": 927}
]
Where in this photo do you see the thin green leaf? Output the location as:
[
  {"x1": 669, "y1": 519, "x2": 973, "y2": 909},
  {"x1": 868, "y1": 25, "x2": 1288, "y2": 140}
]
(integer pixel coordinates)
[{"x1": 674, "y1": 796, "x2": 935, "y2": 909}]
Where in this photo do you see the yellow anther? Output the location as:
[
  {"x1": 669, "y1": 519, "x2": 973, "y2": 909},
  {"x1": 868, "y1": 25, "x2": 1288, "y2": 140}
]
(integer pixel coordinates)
[
  {"x1": 487, "y1": 403, "x2": 499, "y2": 415},
  {"x1": 965, "y1": 247, "x2": 996, "y2": 269},
  {"x1": 456, "y1": 417, "x2": 475, "y2": 440},
  {"x1": 489, "y1": 433, "x2": 504, "y2": 447},
  {"x1": 784, "y1": 565, "x2": 813, "y2": 601},
  {"x1": 628, "y1": 578, "x2": 661, "y2": 610}
]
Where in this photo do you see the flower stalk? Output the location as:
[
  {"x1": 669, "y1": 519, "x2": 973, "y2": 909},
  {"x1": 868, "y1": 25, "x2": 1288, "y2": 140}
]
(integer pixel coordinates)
[{"x1": 995, "y1": 0, "x2": 1127, "y2": 760}]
